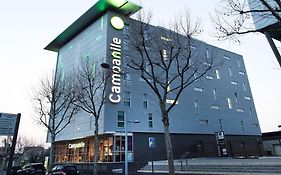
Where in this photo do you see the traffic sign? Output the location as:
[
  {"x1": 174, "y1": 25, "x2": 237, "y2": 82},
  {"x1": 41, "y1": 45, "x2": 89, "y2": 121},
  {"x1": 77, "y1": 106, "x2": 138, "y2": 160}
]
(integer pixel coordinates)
[
  {"x1": 148, "y1": 137, "x2": 156, "y2": 148},
  {"x1": 0, "y1": 113, "x2": 18, "y2": 136}
]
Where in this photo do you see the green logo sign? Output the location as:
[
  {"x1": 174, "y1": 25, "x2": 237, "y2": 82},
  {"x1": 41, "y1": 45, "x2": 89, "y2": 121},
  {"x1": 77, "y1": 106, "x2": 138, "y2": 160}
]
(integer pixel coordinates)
[{"x1": 110, "y1": 16, "x2": 124, "y2": 30}]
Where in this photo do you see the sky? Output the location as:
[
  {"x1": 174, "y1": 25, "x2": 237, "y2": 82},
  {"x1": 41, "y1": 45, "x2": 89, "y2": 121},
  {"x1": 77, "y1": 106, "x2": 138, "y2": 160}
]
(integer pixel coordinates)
[{"x1": 0, "y1": 0, "x2": 280, "y2": 145}]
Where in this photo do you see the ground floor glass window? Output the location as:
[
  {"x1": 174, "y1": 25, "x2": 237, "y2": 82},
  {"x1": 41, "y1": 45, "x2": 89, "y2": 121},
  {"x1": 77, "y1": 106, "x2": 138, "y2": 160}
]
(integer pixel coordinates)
[{"x1": 54, "y1": 134, "x2": 133, "y2": 163}]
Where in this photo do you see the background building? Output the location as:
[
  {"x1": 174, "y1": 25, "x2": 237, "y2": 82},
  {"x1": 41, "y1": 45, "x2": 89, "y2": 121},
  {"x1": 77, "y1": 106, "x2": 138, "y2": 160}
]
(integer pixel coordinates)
[
  {"x1": 247, "y1": 0, "x2": 281, "y2": 66},
  {"x1": 262, "y1": 130, "x2": 281, "y2": 156},
  {"x1": 45, "y1": 0, "x2": 262, "y2": 172}
]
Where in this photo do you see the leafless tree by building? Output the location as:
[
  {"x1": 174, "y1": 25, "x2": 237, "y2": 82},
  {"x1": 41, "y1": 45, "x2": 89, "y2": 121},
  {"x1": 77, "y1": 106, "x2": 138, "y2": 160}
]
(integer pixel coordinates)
[
  {"x1": 32, "y1": 73, "x2": 79, "y2": 171},
  {"x1": 72, "y1": 58, "x2": 108, "y2": 175},
  {"x1": 126, "y1": 10, "x2": 214, "y2": 175},
  {"x1": 212, "y1": 0, "x2": 281, "y2": 42}
]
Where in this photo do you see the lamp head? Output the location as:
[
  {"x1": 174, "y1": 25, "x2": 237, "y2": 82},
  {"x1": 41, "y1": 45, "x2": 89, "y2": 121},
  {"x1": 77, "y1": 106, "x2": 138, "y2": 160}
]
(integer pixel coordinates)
[{"x1": 101, "y1": 63, "x2": 110, "y2": 69}]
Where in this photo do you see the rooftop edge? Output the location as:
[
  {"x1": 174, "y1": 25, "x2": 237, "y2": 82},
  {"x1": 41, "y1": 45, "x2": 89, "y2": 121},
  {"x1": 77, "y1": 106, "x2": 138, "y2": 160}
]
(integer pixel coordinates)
[{"x1": 44, "y1": 0, "x2": 141, "y2": 52}]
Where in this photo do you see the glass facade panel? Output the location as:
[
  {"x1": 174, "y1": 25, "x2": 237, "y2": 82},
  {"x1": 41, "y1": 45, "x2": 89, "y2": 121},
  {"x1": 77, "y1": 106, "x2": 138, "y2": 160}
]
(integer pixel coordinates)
[
  {"x1": 124, "y1": 91, "x2": 131, "y2": 107},
  {"x1": 57, "y1": 16, "x2": 107, "y2": 81},
  {"x1": 194, "y1": 100, "x2": 200, "y2": 114},
  {"x1": 118, "y1": 111, "x2": 125, "y2": 128},
  {"x1": 215, "y1": 69, "x2": 221, "y2": 79},
  {"x1": 143, "y1": 93, "x2": 148, "y2": 109},
  {"x1": 227, "y1": 98, "x2": 232, "y2": 109},
  {"x1": 54, "y1": 134, "x2": 134, "y2": 163},
  {"x1": 213, "y1": 89, "x2": 217, "y2": 100},
  {"x1": 54, "y1": 138, "x2": 94, "y2": 163},
  {"x1": 148, "y1": 113, "x2": 153, "y2": 128}
]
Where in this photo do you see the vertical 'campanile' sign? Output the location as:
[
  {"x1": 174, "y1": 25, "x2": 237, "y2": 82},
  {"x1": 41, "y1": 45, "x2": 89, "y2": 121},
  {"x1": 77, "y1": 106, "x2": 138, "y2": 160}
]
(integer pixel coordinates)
[{"x1": 109, "y1": 16, "x2": 124, "y2": 103}]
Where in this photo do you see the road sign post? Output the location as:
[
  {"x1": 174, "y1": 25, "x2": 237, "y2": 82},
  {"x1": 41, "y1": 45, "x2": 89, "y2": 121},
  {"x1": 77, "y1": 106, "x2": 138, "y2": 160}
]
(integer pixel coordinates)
[
  {"x1": 0, "y1": 113, "x2": 21, "y2": 175},
  {"x1": 148, "y1": 137, "x2": 156, "y2": 175}
]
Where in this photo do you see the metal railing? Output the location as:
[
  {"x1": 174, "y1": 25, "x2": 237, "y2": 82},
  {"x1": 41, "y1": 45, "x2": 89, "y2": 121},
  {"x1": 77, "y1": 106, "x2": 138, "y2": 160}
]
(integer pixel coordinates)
[{"x1": 178, "y1": 152, "x2": 189, "y2": 171}]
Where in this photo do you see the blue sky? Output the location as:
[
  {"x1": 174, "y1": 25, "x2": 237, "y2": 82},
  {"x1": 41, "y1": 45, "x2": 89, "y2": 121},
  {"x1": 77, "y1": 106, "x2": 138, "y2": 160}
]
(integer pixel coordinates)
[{"x1": 0, "y1": 0, "x2": 280, "y2": 144}]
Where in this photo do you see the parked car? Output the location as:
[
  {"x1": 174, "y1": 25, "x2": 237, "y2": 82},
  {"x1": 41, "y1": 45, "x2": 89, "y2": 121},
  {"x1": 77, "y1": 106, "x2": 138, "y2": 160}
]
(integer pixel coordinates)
[
  {"x1": 48, "y1": 164, "x2": 79, "y2": 175},
  {"x1": 17, "y1": 163, "x2": 46, "y2": 175},
  {"x1": 10, "y1": 166, "x2": 22, "y2": 175}
]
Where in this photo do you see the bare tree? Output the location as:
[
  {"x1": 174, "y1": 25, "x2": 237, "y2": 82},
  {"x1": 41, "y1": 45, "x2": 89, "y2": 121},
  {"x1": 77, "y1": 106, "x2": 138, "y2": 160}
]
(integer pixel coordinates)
[
  {"x1": 16, "y1": 136, "x2": 36, "y2": 154},
  {"x1": 127, "y1": 10, "x2": 214, "y2": 174},
  {"x1": 32, "y1": 73, "x2": 79, "y2": 171},
  {"x1": 73, "y1": 58, "x2": 108, "y2": 175},
  {"x1": 212, "y1": 0, "x2": 281, "y2": 66},
  {"x1": 212, "y1": 0, "x2": 281, "y2": 41},
  {"x1": 21, "y1": 146, "x2": 45, "y2": 164}
]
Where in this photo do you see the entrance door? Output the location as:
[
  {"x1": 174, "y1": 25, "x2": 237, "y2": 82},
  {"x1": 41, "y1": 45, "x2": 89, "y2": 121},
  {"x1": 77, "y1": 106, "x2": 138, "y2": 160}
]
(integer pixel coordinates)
[{"x1": 273, "y1": 144, "x2": 281, "y2": 155}]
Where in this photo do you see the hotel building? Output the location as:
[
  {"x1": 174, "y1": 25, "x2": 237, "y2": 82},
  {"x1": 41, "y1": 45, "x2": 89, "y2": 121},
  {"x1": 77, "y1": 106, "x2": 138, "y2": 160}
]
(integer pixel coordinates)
[{"x1": 45, "y1": 0, "x2": 262, "y2": 172}]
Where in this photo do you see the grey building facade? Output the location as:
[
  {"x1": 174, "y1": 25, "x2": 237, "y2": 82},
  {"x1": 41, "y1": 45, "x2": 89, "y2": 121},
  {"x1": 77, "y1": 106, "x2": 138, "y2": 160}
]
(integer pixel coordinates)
[{"x1": 45, "y1": 0, "x2": 262, "y2": 172}]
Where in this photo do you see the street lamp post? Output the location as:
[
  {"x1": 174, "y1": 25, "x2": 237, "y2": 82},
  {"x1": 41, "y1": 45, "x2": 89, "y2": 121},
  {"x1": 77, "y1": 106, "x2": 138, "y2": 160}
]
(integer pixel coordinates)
[
  {"x1": 125, "y1": 119, "x2": 139, "y2": 175},
  {"x1": 101, "y1": 63, "x2": 139, "y2": 175},
  {"x1": 278, "y1": 125, "x2": 281, "y2": 155},
  {"x1": 125, "y1": 116, "x2": 128, "y2": 175}
]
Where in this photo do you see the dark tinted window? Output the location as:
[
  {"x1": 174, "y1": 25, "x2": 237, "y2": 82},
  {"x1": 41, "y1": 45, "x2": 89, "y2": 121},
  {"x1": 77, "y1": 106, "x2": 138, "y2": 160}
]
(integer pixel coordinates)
[{"x1": 64, "y1": 166, "x2": 76, "y2": 171}]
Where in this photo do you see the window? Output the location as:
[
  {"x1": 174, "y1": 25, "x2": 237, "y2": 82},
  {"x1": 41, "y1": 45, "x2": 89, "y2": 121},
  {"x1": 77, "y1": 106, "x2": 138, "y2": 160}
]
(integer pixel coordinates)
[
  {"x1": 211, "y1": 105, "x2": 220, "y2": 110},
  {"x1": 144, "y1": 60, "x2": 150, "y2": 73},
  {"x1": 219, "y1": 119, "x2": 223, "y2": 131},
  {"x1": 227, "y1": 98, "x2": 232, "y2": 109},
  {"x1": 224, "y1": 56, "x2": 230, "y2": 60},
  {"x1": 161, "y1": 36, "x2": 171, "y2": 42},
  {"x1": 194, "y1": 87, "x2": 203, "y2": 92},
  {"x1": 199, "y1": 119, "x2": 208, "y2": 125},
  {"x1": 206, "y1": 49, "x2": 210, "y2": 58},
  {"x1": 237, "y1": 58, "x2": 241, "y2": 67},
  {"x1": 241, "y1": 121, "x2": 245, "y2": 134},
  {"x1": 194, "y1": 101, "x2": 200, "y2": 114},
  {"x1": 231, "y1": 81, "x2": 238, "y2": 85},
  {"x1": 148, "y1": 113, "x2": 153, "y2": 128},
  {"x1": 245, "y1": 96, "x2": 251, "y2": 100},
  {"x1": 239, "y1": 71, "x2": 245, "y2": 75},
  {"x1": 124, "y1": 91, "x2": 131, "y2": 107},
  {"x1": 242, "y1": 82, "x2": 247, "y2": 92},
  {"x1": 191, "y1": 45, "x2": 197, "y2": 50},
  {"x1": 228, "y1": 67, "x2": 232, "y2": 76},
  {"x1": 249, "y1": 108, "x2": 254, "y2": 120},
  {"x1": 213, "y1": 89, "x2": 217, "y2": 100},
  {"x1": 117, "y1": 111, "x2": 125, "y2": 128},
  {"x1": 166, "y1": 99, "x2": 178, "y2": 104},
  {"x1": 215, "y1": 69, "x2": 221, "y2": 79},
  {"x1": 162, "y1": 49, "x2": 169, "y2": 60},
  {"x1": 204, "y1": 62, "x2": 211, "y2": 66},
  {"x1": 143, "y1": 93, "x2": 148, "y2": 109},
  {"x1": 139, "y1": 77, "x2": 152, "y2": 83},
  {"x1": 206, "y1": 75, "x2": 214, "y2": 80},
  {"x1": 144, "y1": 29, "x2": 149, "y2": 40},
  {"x1": 123, "y1": 73, "x2": 131, "y2": 82},
  {"x1": 234, "y1": 92, "x2": 238, "y2": 103},
  {"x1": 193, "y1": 72, "x2": 197, "y2": 81},
  {"x1": 167, "y1": 82, "x2": 171, "y2": 92},
  {"x1": 237, "y1": 108, "x2": 244, "y2": 112}
]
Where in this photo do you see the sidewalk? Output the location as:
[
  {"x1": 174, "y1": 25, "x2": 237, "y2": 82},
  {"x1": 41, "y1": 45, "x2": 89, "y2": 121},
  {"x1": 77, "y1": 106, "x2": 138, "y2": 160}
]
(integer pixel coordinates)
[
  {"x1": 148, "y1": 157, "x2": 281, "y2": 166},
  {"x1": 138, "y1": 157, "x2": 281, "y2": 174}
]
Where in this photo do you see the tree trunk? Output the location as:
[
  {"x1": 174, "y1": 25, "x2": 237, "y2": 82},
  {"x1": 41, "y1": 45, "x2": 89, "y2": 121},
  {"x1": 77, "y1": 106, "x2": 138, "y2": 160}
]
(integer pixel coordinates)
[
  {"x1": 93, "y1": 119, "x2": 99, "y2": 175},
  {"x1": 162, "y1": 112, "x2": 175, "y2": 175},
  {"x1": 48, "y1": 134, "x2": 55, "y2": 172}
]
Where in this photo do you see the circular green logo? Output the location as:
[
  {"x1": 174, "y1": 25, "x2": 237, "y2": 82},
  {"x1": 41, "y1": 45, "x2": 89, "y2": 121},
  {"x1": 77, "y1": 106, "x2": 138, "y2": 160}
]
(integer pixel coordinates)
[{"x1": 110, "y1": 16, "x2": 124, "y2": 30}]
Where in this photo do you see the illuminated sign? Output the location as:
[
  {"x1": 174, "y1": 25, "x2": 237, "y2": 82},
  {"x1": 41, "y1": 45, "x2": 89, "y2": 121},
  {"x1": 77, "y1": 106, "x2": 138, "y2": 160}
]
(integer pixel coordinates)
[
  {"x1": 68, "y1": 142, "x2": 85, "y2": 149},
  {"x1": 109, "y1": 37, "x2": 122, "y2": 103},
  {"x1": 110, "y1": 16, "x2": 124, "y2": 30},
  {"x1": 108, "y1": 15, "x2": 124, "y2": 104}
]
